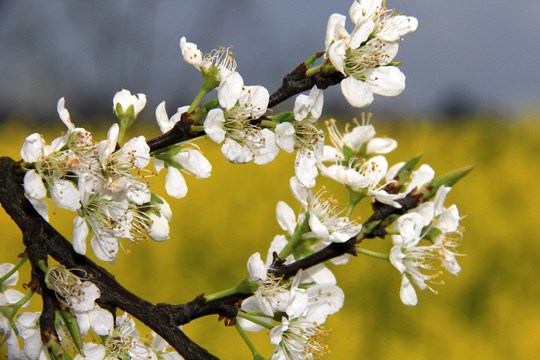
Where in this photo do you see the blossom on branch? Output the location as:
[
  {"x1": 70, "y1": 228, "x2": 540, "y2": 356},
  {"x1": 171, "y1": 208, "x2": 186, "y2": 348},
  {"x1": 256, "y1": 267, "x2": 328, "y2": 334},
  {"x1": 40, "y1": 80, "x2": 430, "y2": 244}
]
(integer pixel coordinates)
[{"x1": 324, "y1": 0, "x2": 417, "y2": 107}]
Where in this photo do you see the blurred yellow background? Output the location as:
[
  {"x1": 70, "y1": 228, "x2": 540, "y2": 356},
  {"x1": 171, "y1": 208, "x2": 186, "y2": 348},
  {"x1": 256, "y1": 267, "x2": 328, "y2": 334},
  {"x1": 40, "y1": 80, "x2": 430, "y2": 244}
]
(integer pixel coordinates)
[{"x1": 1, "y1": 114, "x2": 539, "y2": 359}]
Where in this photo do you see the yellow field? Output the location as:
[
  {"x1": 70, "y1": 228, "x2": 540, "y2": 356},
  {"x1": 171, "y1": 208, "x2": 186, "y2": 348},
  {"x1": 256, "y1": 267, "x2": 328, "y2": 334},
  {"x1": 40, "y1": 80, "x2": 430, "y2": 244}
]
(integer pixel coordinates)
[{"x1": 1, "y1": 114, "x2": 539, "y2": 359}]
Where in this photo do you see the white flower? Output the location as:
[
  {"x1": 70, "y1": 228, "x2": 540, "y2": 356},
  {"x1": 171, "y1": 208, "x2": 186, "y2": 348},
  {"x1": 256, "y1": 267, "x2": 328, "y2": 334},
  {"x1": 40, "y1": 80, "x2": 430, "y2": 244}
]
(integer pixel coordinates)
[
  {"x1": 113, "y1": 89, "x2": 147, "y2": 118},
  {"x1": 179, "y1": 36, "x2": 236, "y2": 73},
  {"x1": 324, "y1": 1, "x2": 417, "y2": 107},
  {"x1": 389, "y1": 191, "x2": 464, "y2": 306},
  {"x1": 203, "y1": 71, "x2": 278, "y2": 164},
  {"x1": 153, "y1": 104, "x2": 212, "y2": 198},
  {"x1": 289, "y1": 177, "x2": 362, "y2": 244},
  {"x1": 275, "y1": 86, "x2": 325, "y2": 189},
  {"x1": 269, "y1": 280, "x2": 343, "y2": 360},
  {"x1": 103, "y1": 313, "x2": 157, "y2": 360}
]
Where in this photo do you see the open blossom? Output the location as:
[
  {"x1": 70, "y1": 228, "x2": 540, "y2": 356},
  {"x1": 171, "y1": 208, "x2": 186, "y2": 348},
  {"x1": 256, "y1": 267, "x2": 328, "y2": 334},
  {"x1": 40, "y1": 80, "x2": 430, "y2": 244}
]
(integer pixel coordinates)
[
  {"x1": 154, "y1": 102, "x2": 212, "y2": 199},
  {"x1": 19, "y1": 98, "x2": 93, "y2": 216},
  {"x1": 44, "y1": 265, "x2": 113, "y2": 335},
  {"x1": 268, "y1": 275, "x2": 344, "y2": 360},
  {"x1": 179, "y1": 36, "x2": 236, "y2": 73},
  {"x1": 113, "y1": 89, "x2": 147, "y2": 118},
  {"x1": 289, "y1": 177, "x2": 362, "y2": 244},
  {"x1": 276, "y1": 86, "x2": 325, "y2": 188},
  {"x1": 319, "y1": 117, "x2": 404, "y2": 207},
  {"x1": 389, "y1": 187, "x2": 463, "y2": 306},
  {"x1": 204, "y1": 70, "x2": 278, "y2": 164},
  {"x1": 72, "y1": 172, "x2": 170, "y2": 263},
  {"x1": 325, "y1": 0, "x2": 417, "y2": 107}
]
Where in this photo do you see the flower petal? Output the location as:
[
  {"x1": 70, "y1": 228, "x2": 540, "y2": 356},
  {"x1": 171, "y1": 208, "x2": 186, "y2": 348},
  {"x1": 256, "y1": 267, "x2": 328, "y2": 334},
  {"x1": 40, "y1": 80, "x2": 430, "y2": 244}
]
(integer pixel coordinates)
[
  {"x1": 341, "y1": 77, "x2": 374, "y2": 108},
  {"x1": 367, "y1": 66, "x2": 406, "y2": 97}
]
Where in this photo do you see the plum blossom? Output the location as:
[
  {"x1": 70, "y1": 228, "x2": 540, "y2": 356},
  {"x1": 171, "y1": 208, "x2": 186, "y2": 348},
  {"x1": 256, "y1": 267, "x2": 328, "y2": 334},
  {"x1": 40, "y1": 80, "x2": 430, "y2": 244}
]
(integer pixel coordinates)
[
  {"x1": 289, "y1": 177, "x2": 362, "y2": 244},
  {"x1": 154, "y1": 102, "x2": 212, "y2": 199},
  {"x1": 389, "y1": 187, "x2": 463, "y2": 306},
  {"x1": 275, "y1": 86, "x2": 325, "y2": 188},
  {"x1": 325, "y1": 1, "x2": 417, "y2": 107},
  {"x1": 43, "y1": 265, "x2": 113, "y2": 335},
  {"x1": 318, "y1": 117, "x2": 404, "y2": 207},
  {"x1": 268, "y1": 275, "x2": 344, "y2": 360},
  {"x1": 102, "y1": 312, "x2": 157, "y2": 360},
  {"x1": 179, "y1": 36, "x2": 236, "y2": 73},
  {"x1": 204, "y1": 71, "x2": 278, "y2": 164}
]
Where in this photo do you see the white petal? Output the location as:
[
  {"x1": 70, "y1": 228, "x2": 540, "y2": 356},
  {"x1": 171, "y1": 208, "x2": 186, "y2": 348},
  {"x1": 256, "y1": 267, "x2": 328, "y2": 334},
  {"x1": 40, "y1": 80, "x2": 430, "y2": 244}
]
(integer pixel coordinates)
[
  {"x1": 241, "y1": 86, "x2": 269, "y2": 118},
  {"x1": 389, "y1": 244, "x2": 406, "y2": 273},
  {"x1": 367, "y1": 137, "x2": 398, "y2": 154},
  {"x1": 247, "y1": 253, "x2": 267, "y2": 282},
  {"x1": 165, "y1": 167, "x2": 187, "y2": 199},
  {"x1": 309, "y1": 214, "x2": 329, "y2": 240},
  {"x1": 325, "y1": 13, "x2": 347, "y2": 49},
  {"x1": 57, "y1": 97, "x2": 74, "y2": 132},
  {"x1": 265, "y1": 235, "x2": 289, "y2": 267},
  {"x1": 289, "y1": 176, "x2": 309, "y2": 208},
  {"x1": 89, "y1": 307, "x2": 114, "y2": 336},
  {"x1": 73, "y1": 216, "x2": 89, "y2": 255},
  {"x1": 367, "y1": 66, "x2": 406, "y2": 97},
  {"x1": 399, "y1": 275, "x2": 418, "y2": 306},
  {"x1": 377, "y1": 16, "x2": 418, "y2": 42},
  {"x1": 294, "y1": 152, "x2": 318, "y2": 189},
  {"x1": 321, "y1": 145, "x2": 344, "y2": 162},
  {"x1": 126, "y1": 182, "x2": 151, "y2": 205},
  {"x1": 218, "y1": 71, "x2": 243, "y2": 110},
  {"x1": 148, "y1": 213, "x2": 169, "y2": 242},
  {"x1": 253, "y1": 129, "x2": 279, "y2": 165},
  {"x1": 81, "y1": 343, "x2": 106, "y2": 360},
  {"x1": 174, "y1": 149, "x2": 212, "y2": 179},
  {"x1": 276, "y1": 201, "x2": 297, "y2": 235},
  {"x1": 155, "y1": 101, "x2": 172, "y2": 133},
  {"x1": 122, "y1": 136, "x2": 151, "y2": 168},
  {"x1": 203, "y1": 109, "x2": 226, "y2": 144},
  {"x1": 293, "y1": 86, "x2": 323, "y2": 121},
  {"x1": 342, "y1": 124, "x2": 375, "y2": 152},
  {"x1": 238, "y1": 297, "x2": 271, "y2": 332},
  {"x1": 27, "y1": 197, "x2": 49, "y2": 221},
  {"x1": 23, "y1": 170, "x2": 47, "y2": 199},
  {"x1": 275, "y1": 122, "x2": 296, "y2": 153},
  {"x1": 350, "y1": 21, "x2": 376, "y2": 49},
  {"x1": 90, "y1": 235, "x2": 118, "y2": 264},
  {"x1": 51, "y1": 180, "x2": 80, "y2": 211},
  {"x1": 303, "y1": 264, "x2": 336, "y2": 285},
  {"x1": 328, "y1": 40, "x2": 347, "y2": 74},
  {"x1": 20, "y1": 133, "x2": 44, "y2": 163},
  {"x1": 406, "y1": 164, "x2": 435, "y2": 193},
  {"x1": 221, "y1": 138, "x2": 253, "y2": 164},
  {"x1": 341, "y1": 77, "x2": 374, "y2": 108}
]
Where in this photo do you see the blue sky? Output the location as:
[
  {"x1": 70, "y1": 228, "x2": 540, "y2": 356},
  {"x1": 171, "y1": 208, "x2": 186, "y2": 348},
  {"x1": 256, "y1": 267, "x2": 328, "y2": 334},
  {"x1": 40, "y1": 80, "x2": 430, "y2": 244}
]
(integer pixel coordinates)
[{"x1": 0, "y1": 0, "x2": 538, "y2": 119}]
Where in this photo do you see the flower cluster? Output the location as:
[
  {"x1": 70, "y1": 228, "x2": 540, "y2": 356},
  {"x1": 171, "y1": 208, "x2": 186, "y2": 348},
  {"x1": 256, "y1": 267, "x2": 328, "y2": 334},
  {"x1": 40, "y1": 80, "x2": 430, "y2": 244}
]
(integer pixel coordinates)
[
  {"x1": 325, "y1": 0, "x2": 417, "y2": 107},
  {"x1": 20, "y1": 93, "x2": 175, "y2": 263}
]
